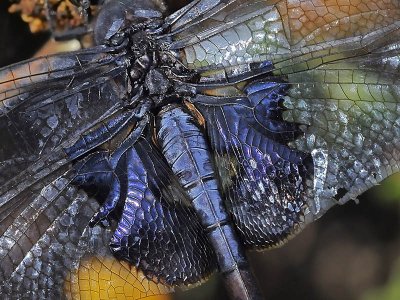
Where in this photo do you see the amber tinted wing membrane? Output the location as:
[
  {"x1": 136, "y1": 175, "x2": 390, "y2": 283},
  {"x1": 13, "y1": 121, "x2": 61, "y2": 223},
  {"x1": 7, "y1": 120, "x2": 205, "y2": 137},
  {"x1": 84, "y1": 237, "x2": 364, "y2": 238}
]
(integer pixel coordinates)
[
  {"x1": 67, "y1": 252, "x2": 172, "y2": 299},
  {"x1": 165, "y1": 0, "x2": 400, "y2": 246}
]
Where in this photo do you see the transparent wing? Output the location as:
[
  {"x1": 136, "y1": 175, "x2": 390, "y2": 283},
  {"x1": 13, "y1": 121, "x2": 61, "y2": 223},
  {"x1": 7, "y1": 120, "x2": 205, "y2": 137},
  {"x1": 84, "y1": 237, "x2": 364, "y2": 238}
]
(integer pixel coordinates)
[
  {"x1": 165, "y1": 0, "x2": 400, "y2": 81},
  {"x1": 283, "y1": 41, "x2": 400, "y2": 217}
]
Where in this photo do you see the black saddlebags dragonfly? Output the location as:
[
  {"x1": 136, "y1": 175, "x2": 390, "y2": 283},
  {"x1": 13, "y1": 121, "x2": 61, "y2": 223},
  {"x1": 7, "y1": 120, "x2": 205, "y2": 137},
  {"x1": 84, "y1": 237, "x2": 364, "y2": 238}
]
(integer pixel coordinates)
[{"x1": 1, "y1": 0, "x2": 399, "y2": 299}]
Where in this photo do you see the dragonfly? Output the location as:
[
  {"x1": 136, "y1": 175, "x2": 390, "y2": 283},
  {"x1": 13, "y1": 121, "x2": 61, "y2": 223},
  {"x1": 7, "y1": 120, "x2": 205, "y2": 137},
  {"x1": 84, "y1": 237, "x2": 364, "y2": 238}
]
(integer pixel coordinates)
[{"x1": 0, "y1": 0, "x2": 399, "y2": 299}]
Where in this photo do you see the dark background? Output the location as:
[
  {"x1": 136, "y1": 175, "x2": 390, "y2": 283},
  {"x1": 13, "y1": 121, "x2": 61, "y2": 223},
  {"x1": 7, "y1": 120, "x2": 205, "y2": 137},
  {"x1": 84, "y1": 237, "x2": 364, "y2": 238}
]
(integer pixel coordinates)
[
  {"x1": 1, "y1": 1, "x2": 399, "y2": 300},
  {"x1": 0, "y1": 1, "x2": 49, "y2": 67}
]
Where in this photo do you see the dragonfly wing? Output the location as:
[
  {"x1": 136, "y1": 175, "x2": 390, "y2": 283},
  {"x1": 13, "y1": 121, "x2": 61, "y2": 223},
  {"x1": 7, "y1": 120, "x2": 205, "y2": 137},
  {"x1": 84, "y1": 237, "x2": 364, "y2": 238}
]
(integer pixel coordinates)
[
  {"x1": 0, "y1": 43, "x2": 174, "y2": 298},
  {"x1": 0, "y1": 169, "x2": 97, "y2": 297},
  {"x1": 0, "y1": 43, "x2": 129, "y2": 179},
  {"x1": 191, "y1": 36, "x2": 400, "y2": 247},
  {"x1": 0, "y1": 168, "x2": 172, "y2": 298},
  {"x1": 165, "y1": 0, "x2": 399, "y2": 82},
  {"x1": 165, "y1": 0, "x2": 241, "y2": 34},
  {"x1": 108, "y1": 122, "x2": 216, "y2": 286},
  {"x1": 283, "y1": 40, "x2": 400, "y2": 217},
  {"x1": 173, "y1": 0, "x2": 400, "y2": 248},
  {"x1": 192, "y1": 81, "x2": 313, "y2": 248},
  {"x1": 0, "y1": 44, "x2": 132, "y2": 216}
]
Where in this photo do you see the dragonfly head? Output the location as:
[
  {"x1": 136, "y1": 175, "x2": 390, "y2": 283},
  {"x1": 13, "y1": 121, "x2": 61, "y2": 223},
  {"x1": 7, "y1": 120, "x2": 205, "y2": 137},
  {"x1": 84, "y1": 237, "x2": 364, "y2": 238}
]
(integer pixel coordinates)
[
  {"x1": 94, "y1": 0, "x2": 166, "y2": 45},
  {"x1": 92, "y1": 0, "x2": 200, "y2": 115}
]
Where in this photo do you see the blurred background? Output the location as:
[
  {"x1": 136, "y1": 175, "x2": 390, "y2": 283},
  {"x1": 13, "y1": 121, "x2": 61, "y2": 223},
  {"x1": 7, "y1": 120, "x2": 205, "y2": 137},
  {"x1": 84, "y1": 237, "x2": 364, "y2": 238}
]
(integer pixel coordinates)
[{"x1": 0, "y1": 0, "x2": 399, "y2": 299}]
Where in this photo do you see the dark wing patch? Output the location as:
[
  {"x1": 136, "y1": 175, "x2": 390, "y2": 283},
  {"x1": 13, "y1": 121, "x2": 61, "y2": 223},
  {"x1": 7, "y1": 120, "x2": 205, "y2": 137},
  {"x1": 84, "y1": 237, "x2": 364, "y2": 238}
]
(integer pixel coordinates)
[
  {"x1": 193, "y1": 80, "x2": 313, "y2": 248},
  {"x1": 109, "y1": 125, "x2": 216, "y2": 286},
  {"x1": 0, "y1": 44, "x2": 128, "y2": 184},
  {"x1": 0, "y1": 44, "x2": 131, "y2": 218},
  {"x1": 164, "y1": 0, "x2": 270, "y2": 50}
]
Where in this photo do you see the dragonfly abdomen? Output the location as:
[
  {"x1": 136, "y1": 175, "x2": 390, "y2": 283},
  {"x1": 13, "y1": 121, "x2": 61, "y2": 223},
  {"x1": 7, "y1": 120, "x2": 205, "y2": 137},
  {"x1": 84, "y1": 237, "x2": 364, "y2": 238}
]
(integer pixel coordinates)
[{"x1": 156, "y1": 104, "x2": 263, "y2": 300}]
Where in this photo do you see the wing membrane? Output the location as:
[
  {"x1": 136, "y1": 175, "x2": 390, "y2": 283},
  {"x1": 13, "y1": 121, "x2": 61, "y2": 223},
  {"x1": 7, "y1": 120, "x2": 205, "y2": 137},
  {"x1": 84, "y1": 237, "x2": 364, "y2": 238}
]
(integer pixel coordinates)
[
  {"x1": 283, "y1": 44, "x2": 400, "y2": 217},
  {"x1": 0, "y1": 169, "x2": 172, "y2": 298},
  {"x1": 106, "y1": 123, "x2": 216, "y2": 285},
  {"x1": 192, "y1": 82, "x2": 313, "y2": 247},
  {"x1": 0, "y1": 169, "x2": 95, "y2": 297},
  {"x1": 191, "y1": 39, "x2": 400, "y2": 246},
  {"x1": 0, "y1": 43, "x2": 131, "y2": 213},
  {"x1": 165, "y1": 0, "x2": 400, "y2": 83},
  {"x1": 164, "y1": 0, "x2": 266, "y2": 45},
  {"x1": 1, "y1": 0, "x2": 399, "y2": 293}
]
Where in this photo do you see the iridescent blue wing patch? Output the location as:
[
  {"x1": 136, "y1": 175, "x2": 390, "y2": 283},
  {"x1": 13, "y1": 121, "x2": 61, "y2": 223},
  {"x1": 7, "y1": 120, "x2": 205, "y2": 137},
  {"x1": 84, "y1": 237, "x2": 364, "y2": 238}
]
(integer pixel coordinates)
[
  {"x1": 192, "y1": 80, "x2": 313, "y2": 247},
  {"x1": 110, "y1": 134, "x2": 216, "y2": 285},
  {"x1": 73, "y1": 120, "x2": 217, "y2": 286}
]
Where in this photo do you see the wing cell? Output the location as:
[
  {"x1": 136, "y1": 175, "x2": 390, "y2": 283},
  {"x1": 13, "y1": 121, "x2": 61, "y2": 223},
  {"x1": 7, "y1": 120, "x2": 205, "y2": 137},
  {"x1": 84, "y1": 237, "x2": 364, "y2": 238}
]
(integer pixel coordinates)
[{"x1": 166, "y1": 0, "x2": 400, "y2": 83}]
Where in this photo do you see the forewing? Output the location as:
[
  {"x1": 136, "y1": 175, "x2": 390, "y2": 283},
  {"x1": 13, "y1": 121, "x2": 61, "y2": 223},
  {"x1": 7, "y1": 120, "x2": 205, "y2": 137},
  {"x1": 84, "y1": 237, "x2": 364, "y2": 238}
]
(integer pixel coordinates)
[
  {"x1": 165, "y1": 0, "x2": 399, "y2": 81},
  {"x1": 164, "y1": 0, "x2": 237, "y2": 34},
  {"x1": 0, "y1": 44, "x2": 130, "y2": 215}
]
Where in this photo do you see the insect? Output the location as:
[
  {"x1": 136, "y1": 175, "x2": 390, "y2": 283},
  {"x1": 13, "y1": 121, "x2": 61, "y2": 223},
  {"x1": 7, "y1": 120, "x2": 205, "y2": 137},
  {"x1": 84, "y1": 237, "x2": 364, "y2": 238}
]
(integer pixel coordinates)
[{"x1": 0, "y1": 0, "x2": 399, "y2": 299}]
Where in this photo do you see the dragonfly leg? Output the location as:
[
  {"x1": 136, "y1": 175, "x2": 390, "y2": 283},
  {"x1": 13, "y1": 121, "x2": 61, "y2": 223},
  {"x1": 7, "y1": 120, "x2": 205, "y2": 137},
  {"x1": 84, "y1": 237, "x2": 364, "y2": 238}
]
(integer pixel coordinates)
[{"x1": 88, "y1": 175, "x2": 121, "y2": 227}]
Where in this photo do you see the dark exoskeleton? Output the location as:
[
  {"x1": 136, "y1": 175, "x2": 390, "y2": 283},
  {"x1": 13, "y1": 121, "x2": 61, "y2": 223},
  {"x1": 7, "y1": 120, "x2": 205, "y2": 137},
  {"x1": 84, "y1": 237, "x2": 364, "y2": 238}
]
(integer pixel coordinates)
[{"x1": 67, "y1": 1, "x2": 312, "y2": 299}]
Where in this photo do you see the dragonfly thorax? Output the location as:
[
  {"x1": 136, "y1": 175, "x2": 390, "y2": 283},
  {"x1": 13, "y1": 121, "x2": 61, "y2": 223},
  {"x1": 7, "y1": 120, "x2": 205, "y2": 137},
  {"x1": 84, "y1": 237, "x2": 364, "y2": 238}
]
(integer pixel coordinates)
[{"x1": 125, "y1": 31, "x2": 198, "y2": 114}]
